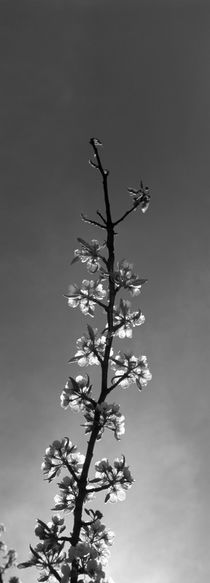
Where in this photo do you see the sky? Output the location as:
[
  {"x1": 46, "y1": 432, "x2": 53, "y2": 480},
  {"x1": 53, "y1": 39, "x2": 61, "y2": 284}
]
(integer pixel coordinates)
[{"x1": 0, "y1": 0, "x2": 210, "y2": 582}]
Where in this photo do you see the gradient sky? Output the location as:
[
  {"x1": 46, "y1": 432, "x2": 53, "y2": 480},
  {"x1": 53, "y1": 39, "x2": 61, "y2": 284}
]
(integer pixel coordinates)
[{"x1": 0, "y1": 1, "x2": 210, "y2": 582}]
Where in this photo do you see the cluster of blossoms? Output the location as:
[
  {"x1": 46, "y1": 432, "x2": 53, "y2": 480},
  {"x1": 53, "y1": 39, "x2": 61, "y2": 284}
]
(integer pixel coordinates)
[
  {"x1": 60, "y1": 377, "x2": 125, "y2": 441},
  {"x1": 94, "y1": 403, "x2": 125, "y2": 441},
  {"x1": 66, "y1": 279, "x2": 107, "y2": 318},
  {"x1": 19, "y1": 512, "x2": 114, "y2": 583},
  {"x1": 89, "y1": 456, "x2": 134, "y2": 503},
  {"x1": 72, "y1": 238, "x2": 106, "y2": 273},
  {"x1": 81, "y1": 401, "x2": 125, "y2": 442},
  {"x1": 53, "y1": 475, "x2": 93, "y2": 513},
  {"x1": 112, "y1": 298, "x2": 145, "y2": 338},
  {"x1": 34, "y1": 516, "x2": 66, "y2": 550},
  {"x1": 61, "y1": 548, "x2": 106, "y2": 583},
  {"x1": 41, "y1": 438, "x2": 85, "y2": 482},
  {"x1": 111, "y1": 352, "x2": 152, "y2": 390},
  {"x1": 80, "y1": 510, "x2": 115, "y2": 566},
  {"x1": 0, "y1": 524, "x2": 7, "y2": 554},
  {"x1": 60, "y1": 375, "x2": 94, "y2": 413},
  {"x1": 18, "y1": 516, "x2": 66, "y2": 582},
  {"x1": 0, "y1": 524, "x2": 20, "y2": 583},
  {"x1": 127, "y1": 180, "x2": 151, "y2": 213},
  {"x1": 111, "y1": 259, "x2": 147, "y2": 296},
  {"x1": 69, "y1": 328, "x2": 112, "y2": 367}
]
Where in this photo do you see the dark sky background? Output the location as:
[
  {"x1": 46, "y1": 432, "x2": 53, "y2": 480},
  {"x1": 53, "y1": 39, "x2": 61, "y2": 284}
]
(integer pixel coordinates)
[{"x1": 0, "y1": 1, "x2": 210, "y2": 582}]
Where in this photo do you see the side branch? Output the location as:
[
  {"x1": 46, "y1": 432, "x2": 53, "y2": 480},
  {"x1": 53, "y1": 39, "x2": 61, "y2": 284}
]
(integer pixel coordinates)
[
  {"x1": 97, "y1": 210, "x2": 107, "y2": 224},
  {"x1": 81, "y1": 213, "x2": 106, "y2": 230},
  {"x1": 114, "y1": 202, "x2": 139, "y2": 227},
  {"x1": 89, "y1": 138, "x2": 112, "y2": 227},
  {"x1": 89, "y1": 138, "x2": 109, "y2": 179}
]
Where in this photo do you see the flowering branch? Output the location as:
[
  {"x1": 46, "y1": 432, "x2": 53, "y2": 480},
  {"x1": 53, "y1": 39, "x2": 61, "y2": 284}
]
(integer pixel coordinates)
[{"x1": 19, "y1": 138, "x2": 152, "y2": 583}]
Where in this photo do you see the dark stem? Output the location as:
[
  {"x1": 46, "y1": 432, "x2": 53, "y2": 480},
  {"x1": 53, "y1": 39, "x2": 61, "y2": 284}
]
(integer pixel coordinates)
[{"x1": 70, "y1": 141, "x2": 116, "y2": 583}]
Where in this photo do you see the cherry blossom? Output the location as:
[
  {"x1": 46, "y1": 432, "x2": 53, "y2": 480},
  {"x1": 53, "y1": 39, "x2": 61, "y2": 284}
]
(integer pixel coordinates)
[
  {"x1": 112, "y1": 299, "x2": 145, "y2": 338},
  {"x1": 41, "y1": 438, "x2": 84, "y2": 482},
  {"x1": 92, "y1": 456, "x2": 134, "y2": 503},
  {"x1": 60, "y1": 375, "x2": 93, "y2": 413},
  {"x1": 72, "y1": 239, "x2": 106, "y2": 273},
  {"x1": 79, "y1": 401, "x2": 125, "y2": 442},
  {"x1": 66, "y1": 279, "x2": 107, "y2": 317},
  {"x1": 53, "y1": 475, "x2": 79, "y2": 512},
  {"x1": 94, "y1": 402, "x2": 125, "y2": 440},
  {"x1": 112, "y1": 259, "x2": 147, "y2": 296},
  {"x1": 80, "y1": 516, "x2": 115, "y2": 566},
  {"x1": 111, "y1": 352, "x2": 152, "y2": 390},
  {"x1": 69, "y1": 329, "x2": 111, "y2": 367},
  {"x1": 127, "y1": 180, "x2": 150, "y2": 213},
  {"x1": 0, "y1": 527, "x2": 21, "y2": 583}
]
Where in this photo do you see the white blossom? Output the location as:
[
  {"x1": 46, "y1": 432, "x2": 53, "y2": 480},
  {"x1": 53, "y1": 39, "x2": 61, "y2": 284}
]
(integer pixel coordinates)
[
  {"x1": 93, "y1": 402, "x2": 125, "y2": 440},
  {"x1": 41, "y1": 438, "x2": 84, "y2": 482},
  {"x1": 112, "y1": 259, "x2": 147, "y2": 296},
  {"x1": 70, "y1": 329, "x2": 112, "y2": 367},
  {"x1": 93, "y1": 456, "x2": 134, "y2": 504},
  {"x1": 60, "y1": 375, "x2": 92, "y2": 413},
  {"x1": 128, "y1": 182, "x2": 150, "y2": 213},
  {"x1": 113, "y1": 299, "x2": 145, "y2": 338},
  {"x1": 111, "y1": 352, "x2": 152, "y2": 390},
  {"x1": 72, "y1": 239, "x2": 106, "y2": 273},
  {"x1": 66, "y1": 279, "x2": 107, "y2": 317}
]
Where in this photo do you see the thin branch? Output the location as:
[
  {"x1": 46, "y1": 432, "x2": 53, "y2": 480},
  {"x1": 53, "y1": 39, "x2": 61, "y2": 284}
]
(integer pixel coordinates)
[
  {"x1": 97, "y1": 210, "x2": 107, "y2": 224},
  {"x1": 113, "y1": 203, "x2": 139, "y2": 227},
  {"x1": 85, "y1": 296, "x2": 108, "y2": 312},
  {"x1": 81, "y1": 213, "x2": 106, "y2": 230},
  {"x1": 92, "y1": 346, "x2": 103, "y2": 367},
  {"x1": 86, "y1": 483, "x2": 110, "y2": 494},
  {"x1": 64, "y1": 293, "x2": 108, "y2": 313},
  {"x1": 77, "y1": 393, "x2": 96, "y2": 407},
  {"x1": 63, "y1": 460, "x2": 79, "y2": 483},
  {"x1": 106, "y1": 372, "x2": 130, "y2": 393},
  {"x1": 89, "y1": 138, "x2": 109, "y2": 179}
]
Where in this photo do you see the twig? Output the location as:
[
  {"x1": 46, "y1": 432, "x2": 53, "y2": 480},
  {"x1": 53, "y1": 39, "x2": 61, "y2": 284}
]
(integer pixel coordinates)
[
  {"x1": 114, "y1": 203, "x2": 138, "y2": 227},
  {"x1": 97, "y1": 210, "x2": 107, "y2": 224},
  {"x1": 63, "y1": 460, "x2": 79, "y2": 483},
  {"x1": 81, "y1": 213, "x2": 106, "y2": 230}
]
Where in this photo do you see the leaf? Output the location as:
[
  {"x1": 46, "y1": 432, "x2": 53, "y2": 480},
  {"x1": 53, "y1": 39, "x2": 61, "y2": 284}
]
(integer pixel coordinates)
[
  {"x1": 71, "y1": 256, "x2": 80, "y2": 265},
  {"x1": 37, "y1": 519, "x2": 50, "y2": 532},
  {"x1": 18, "y1": 561, "x2": 33, "y2": 569},
  {"x1": 134, "y1": 278, "x2": 148, "y2": 286},
  {"x1": 127, "y1": 187, "x2": 139, "y2": 194},
  {"x1": 87, "y1": 306, "x2": 95, "y2": 318},
  {"x1": 77, "y1": 237, "x2": 90, "y2": 250},
  {"x1": 87, "y1": 325, "x2": 95, "y2": 341},
  {"x1": 68, "y1": 356, "x2": 79, "y2": 363},
  {"x1": 104, "y1": 493, "x2": 110, "y2": 503},
  {"x1": 69, "y1": 376, "x2": 79, "y2": 391},
  {"x1": 29, "y1": 545, "x2": 41, "y2": 561}
]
